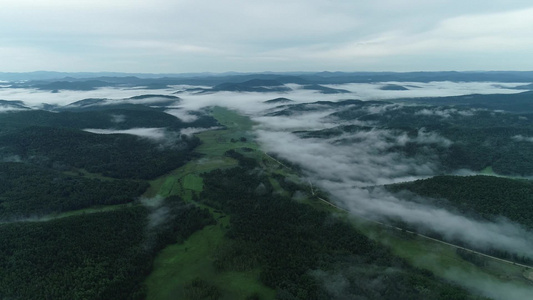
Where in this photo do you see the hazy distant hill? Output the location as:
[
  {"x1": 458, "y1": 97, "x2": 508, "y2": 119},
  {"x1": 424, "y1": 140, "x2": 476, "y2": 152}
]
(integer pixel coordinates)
[
  {"x1": 302, "y1": 84, "x2": 350, "y2": 94},
  {"x1": 0, "y1": 100, "x2": 29, "y2": 110},
  {"x1": 380, "y1": 84, "x2": 409, "y2": 90},
  {"x1": 4, "y1": 71, "x2": 533, "y2": 88},
  {"x1": 264, "y1": 97, "x2": 294, "y2": 104},
  {"x1": 210, "y1": 79, "x2": 291, "y2": 93},
  {"x1": 396, "y1": 90, "x2": 533, "y2": 113}
]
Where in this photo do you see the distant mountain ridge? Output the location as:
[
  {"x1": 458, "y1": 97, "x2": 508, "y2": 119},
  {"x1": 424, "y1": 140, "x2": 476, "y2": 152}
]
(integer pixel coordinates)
[{"x1": 3, "y1": 71, "x2": 533, "y2": 87}]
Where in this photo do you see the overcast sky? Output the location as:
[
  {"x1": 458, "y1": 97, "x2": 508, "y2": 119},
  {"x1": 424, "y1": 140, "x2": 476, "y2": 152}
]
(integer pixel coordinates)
[{"x1": 1, "y1": 0, "x2": 533, "y2": 73}]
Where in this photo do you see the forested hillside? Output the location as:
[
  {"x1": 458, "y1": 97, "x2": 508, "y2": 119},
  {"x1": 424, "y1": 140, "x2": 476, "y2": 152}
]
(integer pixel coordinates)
[
  {"x1": 0, "y1": 197, "x2": 214, "y2": 300},
  {"x1": 0, "y1": 162, "x2": 147, "y2": 219},
  {"x1": 198, "y1": 155, "x2": 477, "y2": 299},
  {"x1": 388, "y1": 175, "x2": 533, "y2": 229}
]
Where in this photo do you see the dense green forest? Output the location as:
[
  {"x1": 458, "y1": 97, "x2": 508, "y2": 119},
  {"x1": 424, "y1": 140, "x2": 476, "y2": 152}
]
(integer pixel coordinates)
[
  {"x1": 388, "y1": 175, "x2": 533, "y2": 229},
  {"x1": 0, "y1": 107, "x2": 218, "y2": 179},
  {"x1": 0, "y1": 197, "x2": 214, "y2": 300},
  {"x1": 388, "y1": 175, "x2": 533, "y2": 264},
  {"x1": 199, "y1": 156, "x2": 477, "y2": 300},
  {"x1": 0, "y1": 107, "x2": 218, "y2": 299},
  {"x1": 0, "y1": 107, "x2": 218, "y2": 132},
  {"x1": 0, "y1": 162, "x2": 147, "y2": 219},
  {"x1": 0, "y1": 125, "x2": 200, "y2": 179}
]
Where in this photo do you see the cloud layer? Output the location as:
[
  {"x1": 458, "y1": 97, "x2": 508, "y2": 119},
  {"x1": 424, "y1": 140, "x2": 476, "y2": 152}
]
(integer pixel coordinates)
[{"x1": 1, "y1": 1, "x2": 533, "y2": 72}]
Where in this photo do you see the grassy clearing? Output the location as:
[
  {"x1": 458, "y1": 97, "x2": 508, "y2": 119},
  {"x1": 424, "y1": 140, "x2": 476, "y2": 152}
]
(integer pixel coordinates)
[
  {"x1": 145, "y1": 224, "x2": 225, "y2": 300},
  {"x1": 145, "y1": 107, "x2": 276, "y2": 299},
  {"x1": 195, "y1": 107, "x2": 258, "y2": 157},
  {"x1": 145, "y1": 222, "x2": 275, "y2": 300},
  {"x1": 183, "y1": 174, "x2": 203, "y2": 192},
  {"x1": 210, "y1": 106, "x2": 255, "y2": 131},
  {"x1": 195, "y1": 130, "x2": 258, "y2": 157},
  {"x1": 145, "y1": 109, "x2": 253, "y2": 199}
]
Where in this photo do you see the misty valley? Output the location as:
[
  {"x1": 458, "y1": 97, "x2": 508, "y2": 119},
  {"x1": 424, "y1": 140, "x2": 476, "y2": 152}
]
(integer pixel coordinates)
[{"x1": 1, "y1": 71, "x2": 533, "y2": 300}]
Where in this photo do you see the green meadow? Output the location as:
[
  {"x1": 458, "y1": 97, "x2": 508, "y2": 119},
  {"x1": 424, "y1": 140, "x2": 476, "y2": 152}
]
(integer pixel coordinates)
[
  {"x1": 144, "y1": 106, "x2": 533, "y2": 299},
  {"x1": 144, "y1": 107, "x2": 275, "y2": 299}
]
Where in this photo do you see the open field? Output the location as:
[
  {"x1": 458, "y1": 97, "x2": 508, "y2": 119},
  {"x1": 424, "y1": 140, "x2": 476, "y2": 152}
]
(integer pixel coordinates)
[
  {"x1": 144, "y1": 107, "x2": 276, "y2": 299},
  {"x1": 145, "y1": 218, "x2": 274, "y2": 300}
]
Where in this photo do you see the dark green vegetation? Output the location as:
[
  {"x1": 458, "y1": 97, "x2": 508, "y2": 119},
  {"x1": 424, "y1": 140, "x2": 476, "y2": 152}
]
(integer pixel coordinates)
[
  {"x1": 0, "y1": 162, "x2": 147, "y2": 219},
  {"x1": 0, "y1": 106, "x2": 218, "y2": 179},
  {"x1": 0, "y1": 198, "x2": 214, "y2": 300},
  {"x1": 0, "y1": 106, "x2": 216, "y2": 131},
  {"x1": 386, "y1": 175, "x2": 533, "y2": 267},
  {"x1": 388, "y1": 175, "x2": 533, "y2": 229},
  {"x1": 198, "y1": 158, "x2": 477, "y2": 299},
  {"x1": 144, "y1": 107, "x2": 276, "y2": 300},
  {"x1": 0, "y1": 126, "x2": 200, "y2": 179},
  {"x1": 143, "y1": 107, "x2": 493, "y2": 299},
  {"x1": 0, "y1": 103, "x2": 218, "y2": 299}
]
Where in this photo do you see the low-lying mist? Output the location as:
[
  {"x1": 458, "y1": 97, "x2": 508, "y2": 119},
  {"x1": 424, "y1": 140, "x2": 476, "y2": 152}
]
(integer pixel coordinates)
[
  {"x1": 9, "y1": 81, "x2": 533, "y2": 260},
  {"x1": 4, "y1": 80, "x2": 533, "y2": 299},
  {"x1": 253, "y1": 106, "x2": 533, "y2": 261}
]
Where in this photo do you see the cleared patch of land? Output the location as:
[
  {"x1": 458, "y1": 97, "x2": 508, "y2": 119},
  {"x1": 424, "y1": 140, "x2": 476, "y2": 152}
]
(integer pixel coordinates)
[{"x1": 144, "y1": 107, "x2": 275, "y2": 300}]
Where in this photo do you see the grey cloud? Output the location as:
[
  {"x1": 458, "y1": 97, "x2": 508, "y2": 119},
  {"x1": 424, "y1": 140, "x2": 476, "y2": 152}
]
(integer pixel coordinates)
[
  {"x1": 165, "y1": 109, "x2": 199, "y2": 122},
  {"x1": 4, "y1": 1, "x2": 533, "y2": 72},
  {"x1": 180, "y1": 126, "x2": 221, "y2": 136},
  {"x1": 333, "y1": 82, "x2": 527, "y2": 101},
  {"x1": 0, "y1": 87, "x2": 176, "y2": 108},
  {"x1": 0, "y1": 106, "x2": 26, "y2": 112},
  {"x1": 141, "y1": 195, "x2": 170, "y2": 230},
  {"x1": 110, "y1": 114, "x2": 126, "y2": 123},
  {"x1": 415, "y1": 107, "x2": 476, "y2": 118},
  {"x1": 83, "y1": 128, "x2": 169, "y2": 141},
  {"x1": 256, "y1": 130, "x2": 435, "y2": 187},
  {"x1": 327, "y1": 185, "x2": 533, "y2": 259},
  {"x1": 512, "y1": 135, "x2": 533, "y2": 142},
  {"x1": 83, "y1": 127, "x2": 188, "y2": 150}
]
